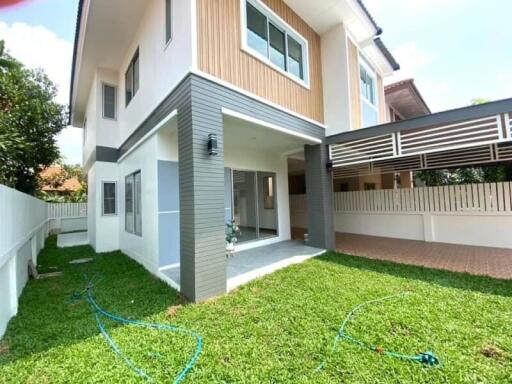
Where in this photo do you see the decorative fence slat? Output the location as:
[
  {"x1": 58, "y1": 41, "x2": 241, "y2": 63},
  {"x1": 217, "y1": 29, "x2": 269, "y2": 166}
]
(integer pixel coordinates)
[
  {"x1": 48, "y1": 203, "x2": 88, "y2": 218},
  {"x1": 333, "y1": 182, "x2": 512, "y2": 213}
]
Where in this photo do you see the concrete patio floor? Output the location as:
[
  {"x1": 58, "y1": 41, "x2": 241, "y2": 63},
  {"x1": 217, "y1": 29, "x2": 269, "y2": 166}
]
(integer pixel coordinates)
[
  {"x1": 57, "y1": 231, "x2": 88, "y2": 248},
  {"x1": 159, "y1": 240, "x2": 325, "y2": 292},
  {"x1": 336, "y1": 232, "x2": 512, "y2": 279}
]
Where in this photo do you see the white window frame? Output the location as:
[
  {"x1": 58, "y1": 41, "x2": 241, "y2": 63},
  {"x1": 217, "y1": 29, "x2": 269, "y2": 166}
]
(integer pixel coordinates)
[
  {"x1": 359, "y1": 55, "x2": 379, "y2": 127},
  {"x1": 240, "y1": 0, "x2": 310, "y2": 89},
  {"x1": 101, "y1": 181, "x2": 117, "y2": 216},
  {"x1": 164, "y1": 0, "x2": 172, "y2": 47},
  {"x1": 101, "y1": 82, "x2": 117, "y2": 120},
  {"x1": 125, "y1": 170, "x2": 142, "y2": 236}
]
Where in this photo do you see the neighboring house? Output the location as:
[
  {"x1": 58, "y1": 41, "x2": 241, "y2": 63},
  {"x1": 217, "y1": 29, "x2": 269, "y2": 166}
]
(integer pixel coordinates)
[
  {"x1": 70, "y1": 0, "x2": 413, "y2": 302},
  {"x1": 39, "y1": 166, "x2": 82, "y2": 195}
]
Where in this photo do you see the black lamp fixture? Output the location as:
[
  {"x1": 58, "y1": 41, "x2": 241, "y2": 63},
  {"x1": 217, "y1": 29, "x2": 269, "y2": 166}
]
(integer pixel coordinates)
[
  {"x1": 207, "y1": 133, "x2": 218, "y2": 156},
  {"x1": 326, "y1": 160, "x2": 333, "y2": 171}
]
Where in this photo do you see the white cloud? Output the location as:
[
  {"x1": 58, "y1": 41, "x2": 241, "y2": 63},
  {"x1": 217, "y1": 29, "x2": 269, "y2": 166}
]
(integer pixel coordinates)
[
  {"x1": 0, "y1": 22, "x2": 72, "y2": 104},
  {"x1": 57, "y1": 127, "x2": 83, "y2": 165},
  {"x1": 0, "y1": 22, "x2": 82, "y2": 164},
  {"x1": 384, "y1": 42, "x2": 434, "y2": 85}
]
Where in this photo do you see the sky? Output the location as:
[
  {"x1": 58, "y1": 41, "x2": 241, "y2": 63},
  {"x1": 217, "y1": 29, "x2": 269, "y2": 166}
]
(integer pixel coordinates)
[{"x1": 0, "y1": 0, "x2": 511, "y2": 165}]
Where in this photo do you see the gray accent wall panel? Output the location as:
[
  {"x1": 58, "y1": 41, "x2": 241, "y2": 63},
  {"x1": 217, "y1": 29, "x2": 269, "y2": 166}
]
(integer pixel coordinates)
[
  {"x1": 192, "y1": 76, "x2": 324, "y2": 140},
  {"x1": 305, "y1": 144, "x2": 335, "y2": 249},
  {"x1": 179, "y1": 77, "x2": 227, "y2": 302}
]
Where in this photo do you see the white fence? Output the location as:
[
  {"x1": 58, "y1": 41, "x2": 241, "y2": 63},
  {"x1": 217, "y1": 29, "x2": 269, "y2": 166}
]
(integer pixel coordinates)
[
  {"x1": 334, "y1": 182, "x2": 512, "y2": 213},
  {"x1": 289, "y1": 182, "x2": 512, "y2": 249},
  {"x1": 0, "y1": 186, "x2": 88, "y2": 337},
  {"x1": 48, "y1": 202, "x2": 87, "y2": 218}
]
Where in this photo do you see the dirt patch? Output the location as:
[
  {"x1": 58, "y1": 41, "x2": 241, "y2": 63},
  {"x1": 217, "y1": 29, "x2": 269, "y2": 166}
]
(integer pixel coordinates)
[
  {"x1": 0, "y1": 343, "x2": 9, "y2": 354},
  {"x1": 165, "y1": 305, "x2": 183, "y2": 318},
  {"x1": 480, "y1": 345, "x2": 504, "y2": 359}
]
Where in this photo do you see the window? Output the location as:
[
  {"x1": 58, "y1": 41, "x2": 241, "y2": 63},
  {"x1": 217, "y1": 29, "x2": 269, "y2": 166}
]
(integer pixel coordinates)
[
  {"x1": 125, "y1": 49, "x2": 140, "y2": 106},
  {"x1": 125, "y1": 171, "x2": 142, "y2": 236},
  {"x1": 102, "y1": 84, "x2": 116, "y2": 119},
  {"x1": 244, "y1": 0, "x2": 308, "y2": 84},
  {"x1": 359, "y1": 59, "x2": 379, "y2": 127},
  {"x1": 102, "y1": 182, "x2": 117, "y2": 215},
  {"x1": 364, "y1": 182, "x2": 376, "y2": 191},
  {"x1": 165, "y1": 0, "x2": 172, "y2": 44},
  {"x1": 83, "y1": 118, "x2": 87, "y2": 145}
]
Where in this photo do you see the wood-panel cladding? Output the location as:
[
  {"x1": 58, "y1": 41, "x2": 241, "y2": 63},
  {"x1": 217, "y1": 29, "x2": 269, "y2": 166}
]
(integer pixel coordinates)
[
  {"x1": 197, "y1": 0, "x2": 324, "y2": 123},
  {"x1": 347, "y1": 39, "x2": 361, "y2": 130}
]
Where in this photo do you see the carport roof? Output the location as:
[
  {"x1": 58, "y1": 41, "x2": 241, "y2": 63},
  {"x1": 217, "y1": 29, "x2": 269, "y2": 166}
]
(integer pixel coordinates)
[{"x1": 326, "y1": 97, "x2": 512, "y2": 145}]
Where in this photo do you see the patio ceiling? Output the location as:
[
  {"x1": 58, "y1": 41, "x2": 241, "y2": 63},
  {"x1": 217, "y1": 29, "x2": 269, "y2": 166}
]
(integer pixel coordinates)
[{"x1": 327, "y1": 98, "x2": 512, "y2": 177}]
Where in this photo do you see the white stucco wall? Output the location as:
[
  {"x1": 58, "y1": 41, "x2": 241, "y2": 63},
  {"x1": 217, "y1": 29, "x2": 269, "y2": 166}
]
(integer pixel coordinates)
[
  {"x1": 118, "y1": 136, "x2": 159, "y2": 273},
  {"x1": 117, "y1": 0, "x2": 193, "y2": 145},
  {"x1": 321, "y1": 23, "x2": 352, "y2": 136}
]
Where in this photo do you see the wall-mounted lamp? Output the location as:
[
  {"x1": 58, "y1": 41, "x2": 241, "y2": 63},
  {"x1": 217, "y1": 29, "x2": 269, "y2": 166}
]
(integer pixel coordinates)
[
  {"x1": 207, "y1": 133, "x2": 218, "y2": 156},
  {"x1": 326, "y1": 160, "x2": 333, "y2": 171}
]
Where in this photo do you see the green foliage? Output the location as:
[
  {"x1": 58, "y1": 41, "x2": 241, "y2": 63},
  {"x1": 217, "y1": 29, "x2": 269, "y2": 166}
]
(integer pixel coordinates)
[
  {"x1": 1, "y1": 238, "x2": 511, "y2": 383},
  {"x1": 415, "y1": 165, "x2": 512, "y2": 186},
  {"x1": 0, "y1": 40, "x2": 67, "y2": 194},
  {"x1": 226, "y1": 220, "x2": 241, "y2": 244}
]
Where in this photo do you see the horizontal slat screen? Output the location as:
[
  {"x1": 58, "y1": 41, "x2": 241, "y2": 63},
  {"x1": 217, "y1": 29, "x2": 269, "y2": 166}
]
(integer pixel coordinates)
[
  {"x1": 48, "y1": 203, "x2": 88, "y2": 218},
  {"x1": 330, "y1": 113, "x2": 511, "y2": 170},
  {"x1": 330, "y1": 133, "x2": 395, "y2": 167}
]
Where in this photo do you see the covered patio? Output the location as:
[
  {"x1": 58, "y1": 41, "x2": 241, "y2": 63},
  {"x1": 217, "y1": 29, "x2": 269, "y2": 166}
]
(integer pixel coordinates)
[{"x1": 159, "y1": 240, "x2": 324, "y2": 292}]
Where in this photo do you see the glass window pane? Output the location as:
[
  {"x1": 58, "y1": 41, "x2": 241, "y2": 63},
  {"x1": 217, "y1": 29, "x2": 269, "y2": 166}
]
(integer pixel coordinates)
[
  {"x1": 103, "y1": 182, "x2": 116, "y2": 215},
  {"x1": 125, "y1": 175, "x2": 134, "y2": 232},
  {"x1": 360, "y1": 65, "x2": 375, "y2": 104},
  {"x1": 133, "y1": 52, "x2": 139, "y2": 95},
  {"x1": 125, "y1": 64, "x2": 133, "y2": 106},
  {"x1": 269, "y1": 23, "x2": 285, "y2": 70},
  {"x1": 246, "y1": 2, "x2": 268, "y2": 58},
  {"x1": 103, "y1": 84, "x2": 116, "y2": 119},
  {"x1": 134, "y1": 171, "x2": 142, "y2": 236},
  {"x1": 362, "y1": 100, "x2": 379, "y2": 128},
  {"x1": 287, "y1": 35, "x2": 303, "y2": 79},
  {"x1": 165, "y1": 0, "x2": 172, "y2": 43}
]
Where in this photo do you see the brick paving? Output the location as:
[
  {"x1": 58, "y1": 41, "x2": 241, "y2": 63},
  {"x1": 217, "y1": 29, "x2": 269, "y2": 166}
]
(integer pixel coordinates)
[
  {"x1": 291, "y1": 228, "x2": 512, "y2": 279},
  {"x1": 335, "y1": 232, "x2": 512, "y2": 279}
]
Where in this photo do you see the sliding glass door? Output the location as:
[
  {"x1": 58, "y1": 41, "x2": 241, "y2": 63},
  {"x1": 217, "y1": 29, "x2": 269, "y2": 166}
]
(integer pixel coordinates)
[{"x1": 232, "y1": 169, "x2": 277, "y2": 243}]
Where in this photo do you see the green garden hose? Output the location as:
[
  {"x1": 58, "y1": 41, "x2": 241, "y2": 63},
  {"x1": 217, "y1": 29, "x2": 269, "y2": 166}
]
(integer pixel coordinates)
[
  {"x1": 70, "y1": 274, "x2": 202, "y2": 383},
  {"x1": 315, "y1": 292, "x2": 440, "y2": 373}
]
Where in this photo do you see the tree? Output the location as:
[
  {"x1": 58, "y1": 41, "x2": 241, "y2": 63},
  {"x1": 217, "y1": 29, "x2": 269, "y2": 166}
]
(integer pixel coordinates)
[{"x1": 0, "y1": 40, "x2": 67, "y2": 194}]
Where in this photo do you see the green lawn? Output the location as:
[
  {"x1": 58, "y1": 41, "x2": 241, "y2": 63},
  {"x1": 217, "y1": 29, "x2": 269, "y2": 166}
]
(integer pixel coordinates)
[{"x1": 1, "y1": 236, "x2": 511, "y2": 383}]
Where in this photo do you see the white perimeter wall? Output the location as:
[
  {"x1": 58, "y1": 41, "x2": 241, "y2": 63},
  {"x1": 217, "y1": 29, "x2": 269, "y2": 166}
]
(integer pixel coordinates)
[
  {"x1": 0, "y1": 185, "x2": 49, "y2": 337},
  {"x1": 290, "y1": 188, "x2": 512, "y2": 249}
]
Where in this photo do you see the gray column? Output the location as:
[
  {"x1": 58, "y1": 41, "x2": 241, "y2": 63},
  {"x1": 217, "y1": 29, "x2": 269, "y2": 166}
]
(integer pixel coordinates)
[
  {"x1": 304, "y1": 144, "x2": 335, "y2": 249},
  {"x1": 178, "y1": 82, "x2": 227, "y2": 302}
]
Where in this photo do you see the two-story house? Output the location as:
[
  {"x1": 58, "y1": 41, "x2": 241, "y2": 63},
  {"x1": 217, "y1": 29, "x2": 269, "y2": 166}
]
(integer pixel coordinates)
[{"x1": 70, "y1": 0, "x2": 400, "y2": 301}]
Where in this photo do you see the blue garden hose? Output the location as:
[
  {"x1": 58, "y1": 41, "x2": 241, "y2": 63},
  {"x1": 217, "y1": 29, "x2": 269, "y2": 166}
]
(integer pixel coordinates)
[
  {"x1": 70, "y1": 275, "x2": 202, "y2": 383},
  {"x1": 315, "y1": 292, "x2": 440, "y2": 373}
]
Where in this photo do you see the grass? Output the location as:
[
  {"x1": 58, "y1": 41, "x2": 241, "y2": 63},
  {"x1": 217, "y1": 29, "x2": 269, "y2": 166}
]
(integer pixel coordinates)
[{"x1": 0, "y1": 236, "x2": 511, "y2": 383}]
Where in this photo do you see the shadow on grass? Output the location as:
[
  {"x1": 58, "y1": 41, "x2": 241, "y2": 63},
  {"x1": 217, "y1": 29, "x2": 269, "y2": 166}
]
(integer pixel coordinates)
[
  {"x1": 0, "y1": 236, "x2": 182, "y2": 365},
  {"x1": 318, "y1": 251, "x2": 512, "y2": 298}
]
